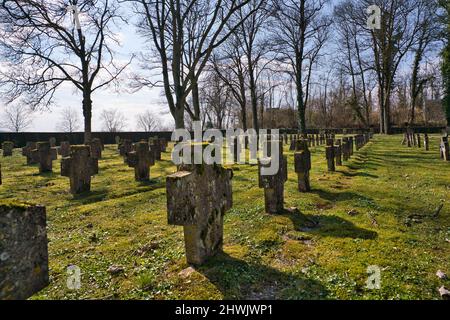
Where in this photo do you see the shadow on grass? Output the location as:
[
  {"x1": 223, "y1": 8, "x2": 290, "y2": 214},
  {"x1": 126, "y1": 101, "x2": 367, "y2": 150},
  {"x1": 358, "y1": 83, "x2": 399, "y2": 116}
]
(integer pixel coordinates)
[
  {"x1": 281, "y1": 208, "x2": 377, "y2": 240},
  {"x1": 196, "y1": 252, "x2": 329, "y2": 299},
  {"x1": 71, "y1": 188, "x2": 110, "y2": 204},
  {"x1": 311, "y1": 188, "x2": 371, "y2": 203},
  {"x1": 340, "y1": 171, "x2": 379, "y2": 179}
]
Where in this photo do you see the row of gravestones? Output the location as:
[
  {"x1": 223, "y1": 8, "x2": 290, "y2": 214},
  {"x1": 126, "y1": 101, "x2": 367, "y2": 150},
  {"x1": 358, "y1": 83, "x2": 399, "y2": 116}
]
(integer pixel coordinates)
[
  {"x1": 0, "y1": 137, "x2": 168, "y2": 194},
  {"x1": 401, "y1": 129, "x2": 450, "y2": 161},
  {"x1": 0, "y1": 135, "x2": 369, "y2": 299}
]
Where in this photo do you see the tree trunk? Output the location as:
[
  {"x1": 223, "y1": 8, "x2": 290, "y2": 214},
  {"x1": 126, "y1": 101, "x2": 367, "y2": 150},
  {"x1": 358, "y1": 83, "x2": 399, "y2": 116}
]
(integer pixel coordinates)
[{"x1": 83, "y1": 92, "x2": 92, "y2": 144}]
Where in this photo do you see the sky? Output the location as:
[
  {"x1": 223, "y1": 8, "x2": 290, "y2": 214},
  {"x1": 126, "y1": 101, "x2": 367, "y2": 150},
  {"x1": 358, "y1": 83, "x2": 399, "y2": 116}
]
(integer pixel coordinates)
[{"x1": 0, "y1": 7, "x2": 174, "y2": 132}]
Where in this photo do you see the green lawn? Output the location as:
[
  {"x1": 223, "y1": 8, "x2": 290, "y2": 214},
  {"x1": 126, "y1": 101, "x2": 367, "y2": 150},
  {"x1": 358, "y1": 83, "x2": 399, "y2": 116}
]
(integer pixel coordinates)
[{"x1": 1, "y1": 134, "x2": 449, "y2": 300}]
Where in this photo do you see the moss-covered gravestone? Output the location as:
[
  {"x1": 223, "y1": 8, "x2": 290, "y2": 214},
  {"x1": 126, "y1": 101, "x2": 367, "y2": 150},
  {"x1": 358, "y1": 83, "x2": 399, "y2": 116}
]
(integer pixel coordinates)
[
  {"x1": 166, "y1": 143, "x2": 233, "y2": 265},
  {"x1": 258, "y1": 140, "x2": 287, "y2": 214},
  {"x1": 294, "y1": 140, "x2": 311, "y2": 192},
  {"x1": 22, "y1": 142, "x2": 37, "y2": 165},
  {"x1": 61, "y1": 145, "x2": 98, "y2": 194},
  {"x1": 31, "y1": 142, "x2": 57, "y2": 173},
  {"x1": 0, "y1": 201, "x2": 49, "y2": 300},
  {"x1": 2, "y1": 141, "x2": 14, "y2": 157},
  {"x1": 126, "y1": 141, "x2": 155, "y2": 181}
]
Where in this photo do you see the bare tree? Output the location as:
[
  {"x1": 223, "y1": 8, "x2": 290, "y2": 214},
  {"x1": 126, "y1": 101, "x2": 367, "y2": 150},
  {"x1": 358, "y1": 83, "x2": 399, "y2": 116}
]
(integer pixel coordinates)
[
  {"x1": 130, "y1": 0, "x2": 263, "y2": 129},
  {"x1": 136, "y1": 110, "x2": 160, "y2": 131},
  {"x1": 0, "y1": 104, "x2": 33, "y2": 132},
  {"x1": 100, "y1": 108, "x2": 127, "y2": 132},
  {"x1": 270, "y1": 0, "x2": 331, "y2": 134},
  {"x1": 0, "y1": 0, "x2": 132, "y2": 142},
  {"x1": 57, "y1": 106, "x2": 81, "y2": 132}
]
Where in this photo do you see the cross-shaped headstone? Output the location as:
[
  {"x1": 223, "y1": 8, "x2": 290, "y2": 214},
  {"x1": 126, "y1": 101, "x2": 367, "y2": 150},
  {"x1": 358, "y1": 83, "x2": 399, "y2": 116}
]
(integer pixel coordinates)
[
  {"x1": 2, "y1": 141, "x2": 14, "y2": 157},
  {"x1": 335, "y1": 139, "x2": 342, "y2": 166},
  {"x1": 31, "y1": 142, "x2": 57, "y2": 173},
  {"x1": 58, "y1": 141, "x2": 71, "y2": 157},
  {"x1": 126, "y1": 141, "x2": 155, "y2": 181},
  {"x1": 294, "y1": 140, "x2": 311, "y2": 192},
  {"x1": 119, "y1": 139, "x2": 133, "y2": 163},
  {"x1": 166, "y1": 143, "x2": 233, "y2": 265},
  {"x1": 326, "y1": 145, "x2": 335, "y2": 172},
  {"x1": 0, "y1": 202, "x2": 49, "y2": 300},
  {"x1": 149, "y1": 138, "x2": 162, "y2": 161},
  {"x1": 61, "y1": 145, "x2": 98, "y2": 194},
  {"x1": 440, "y1": 136, "x2": 449, "y2": 161},
  {"x1": 258, "y1": 140, "x2": 287, "y2": 214},
  {"x1": 22, "y1": 142, "x2": 37, "y2": 165}
]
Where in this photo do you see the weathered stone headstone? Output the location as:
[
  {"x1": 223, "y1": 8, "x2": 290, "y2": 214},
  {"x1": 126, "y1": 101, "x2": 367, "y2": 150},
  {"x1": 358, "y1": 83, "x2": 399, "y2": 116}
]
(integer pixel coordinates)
[
  {"x1": 342, "y1": 137, "x2": 350, "y2": 161},
  {"x1": 119, "y1": 139, "x2": 133, "y2": 163},
  {"x1": 58, "y1": 141, "x2": 71, "y2": 157},
  {"x1": 294, "y1": 140, "x2": 311, "y2": 192},
  {"x1": 417, "y1": 134, "x2": 421, "y2": 148},
  {"x1": 2, "y1": 141, "x2": 14, "y2": 157},
  {"x1": 89, "y1": 138, "x2": 103, "y2": 159},
  {"x1": 22, "y1": 142, "x2": 37, "y2": 165},
  {"x1": 326, "y1": 145, "x2": 335, "y2": 172},
  {"x1": 159, "y1": 138, "x2": 168, "y2": 152},
  {"x1": 61, "y1": 146, "x2": 98, "y2": 194},
  {"x1": 335, "y1": 139, "x2": 342, "y2": 166},
  {"x1": 149, "y1": 138, "x2": 162, "y2": 161},
  {"x1": 115, "y1": 136, "x2": 121, "y2": 147},
  {"x1": 424, "y1": 134, "x2": 429, "y2": 151},
  {"x1": 166, "y1": 143, "x2": 233, "y2": 265},
  {"x1": 349, "y1": 136, "x2": 354, "y2": 155},
  {"x1": 0, "y1": 202, "x2": 49, "y2": 300},
  {"x1": 258, "y1": 140, "x2": 287, "y2": 214},
  {"x1": 126, "y1": 141, "x2": 155, "y2": 181},
  {"x1": 49, "y1": 137, "x2": 56, "y2": 148},
  {"x1": 31, "y1": 142, "x2": 57, "y2": 173}
]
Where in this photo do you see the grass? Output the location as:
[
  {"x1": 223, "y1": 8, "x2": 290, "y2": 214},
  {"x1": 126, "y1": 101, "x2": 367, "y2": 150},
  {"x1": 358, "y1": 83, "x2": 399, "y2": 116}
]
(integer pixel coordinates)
[{"x1": 0, "y1": 134, "x2": 449, "y2": 300}]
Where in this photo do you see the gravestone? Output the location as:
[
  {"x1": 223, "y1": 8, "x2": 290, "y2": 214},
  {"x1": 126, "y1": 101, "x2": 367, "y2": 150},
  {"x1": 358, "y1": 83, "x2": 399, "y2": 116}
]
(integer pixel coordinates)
[
  {"x1": 126, "y1": 141, "x2": 155, "y2": 181},
  {"x1": 258, "y1": 140, "x2": 288, "y2": 214},
  {"x1": 61, "y1": 146, "x2": 98, "y2": 194},
  {"x1": 2, "y1": 141, "x2": 14, "y2": 157},
  {"x1": 424, "y1": 134, "x2": 429, "y2": 151},
  {"x1": 335, "y1": 139, "x2": 342, "y2": 166},
  {"x1": 58, "y1": 141, "x2": 71, "y2": 157},
  {"x1": 440, "y1": 136, "x2": 449, "y2": 161},
  {"x1": 166, "y1": 143, "x2": 233, "y2": 265},
  {"x1": 294, "y1": 140, "x2": 311, "y2": 192},
  {"x1": 89, "y1": 138, "x2": 103, "y2": 159},
  {"x1": 159, "y1": 138, "x2": 168, "y2": 152},
  {"x1": 289, "y1": 135, "x2": 297, "y2": 151},
  {"x1": 0, "y1": 202, "x2": 49, "y2": 300},
  {"x1": 349, "y1": 136, "x2": 354, "y2": 156},
  {"x1": 326, "y1": 145, "x2": 335, "y2": 172},
  {"x1": 149, "y1": 138, "x2": 162, "y2": 161},
  {"x1": 22, "y1": 142, "x2": 37, "y2": 165},
  {"x1": 119, "y1": 139, "x2": 133, "y2": 163},
  {"x1": 115, "y1": 136, "x2": 121, "y2": 147},
  {"x1": 31, "y1": 142, "x2": 57, "y2": 173},
  {"x1": 49, "y1": 137, "x2": 56, "y2": 148},
  {"x1": 417, "y1": 134, "x2": 421, "y2": 148},
  {"x1": 342, "y1": 137, "x2": 350, "y2": 161}
]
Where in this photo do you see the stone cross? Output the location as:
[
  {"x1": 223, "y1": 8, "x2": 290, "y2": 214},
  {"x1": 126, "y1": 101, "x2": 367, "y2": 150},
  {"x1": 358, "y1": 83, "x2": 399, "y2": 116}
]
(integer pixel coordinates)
[
  {"x1": 22, "y1": 142, "x2": 37, "y2": 165},
  {"x1": 89, "y1": 138, "x2": 103, "y2": 159},
  {"x1": 440, "y1": 136, "x2": 449, "y2": 161},
  {"x1": 289, "y1": 135, "x2": 297, "y2": 151},
  {"x1": 159, "y1": 138, "x2": 168, "y2": 152},
  {"x1": 61, "y1": 145, "x2": 98, "y2": 194},
  {"x1": 326, "y1": 145, "x2": 335, "y2": 172},
  {"x1": 0, "y1": 202, "x2": 49, "y2": 300},
  {"x1": 119, "y1": 139, "x2": 133, "y2": 163},
  {"x1": 335, "y1": 139, "x2": 342, "y2": 166},
  {"x1": 2, "y1": 141, "x2": 14, "y2": 157},
  {"x1": 49, "y1": 137, "x2": 56, "y2": 148},
  {"x1": 126, "y1": 141, "x2": 155, "y2": 181},
  {"x1": 348, "y1": 136, "x2": 354, "y2": 155},
  {"x1": 31, "y1": 142, "x2": 57, "y2": 173},
  {"x1": 149, "y1": 138, "x2": 162, "y2": 161},
  {"x1": 58, "y1": 141, "x2": 71, "y2": 157},
  {"x1": 258, "y1": 140, "x2": 288, "y2": 214},
  {"x1": 166, "y1": 143, "x2": 233, "y2": 265},
  {"x1": 424, "y1": 134, "x2": 429, "y2": 151},
  {"x1": 294, "y1": 140, "x2": 311, "y2": 192}
]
